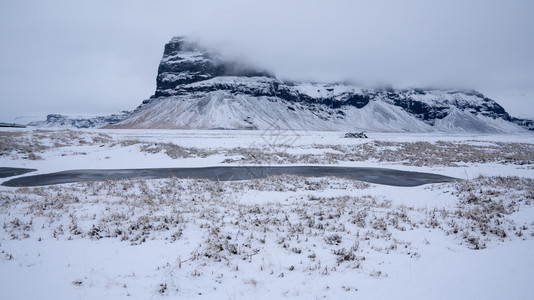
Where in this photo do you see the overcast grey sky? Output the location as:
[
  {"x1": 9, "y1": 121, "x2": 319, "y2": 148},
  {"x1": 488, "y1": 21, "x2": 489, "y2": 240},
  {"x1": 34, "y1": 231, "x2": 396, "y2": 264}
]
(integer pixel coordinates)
[{"x1": 1, "y1": 0, "x2": 534, "y2": 122}]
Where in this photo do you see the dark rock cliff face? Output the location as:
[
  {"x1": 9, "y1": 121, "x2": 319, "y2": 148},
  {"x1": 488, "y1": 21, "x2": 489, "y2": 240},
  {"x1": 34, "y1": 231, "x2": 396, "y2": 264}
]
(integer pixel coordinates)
[
  {"x1": 154, "y1": 37, "x2": 273, "y2": 97},
  {"x1": 511, "y1": 117, "x2": 534, "y2": 131},
  {"x1": 122, "y1": 37, "x2": 532, "y2": 132}
]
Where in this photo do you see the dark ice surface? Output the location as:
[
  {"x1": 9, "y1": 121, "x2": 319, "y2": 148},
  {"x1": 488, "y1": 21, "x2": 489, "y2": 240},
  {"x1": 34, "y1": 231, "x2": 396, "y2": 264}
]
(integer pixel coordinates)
[
  {"x1": 0, "y1": 167, "x2": 37, "y2": 178},
  {"x1": 1, "y1": 166, "x2": 457, "y2": 187}
]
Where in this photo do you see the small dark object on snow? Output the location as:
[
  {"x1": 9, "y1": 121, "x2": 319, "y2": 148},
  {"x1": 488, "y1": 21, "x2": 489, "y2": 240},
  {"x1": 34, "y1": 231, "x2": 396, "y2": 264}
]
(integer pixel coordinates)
[{"x1": 344, "y1": 132, "x2": 368, "y2": 139}]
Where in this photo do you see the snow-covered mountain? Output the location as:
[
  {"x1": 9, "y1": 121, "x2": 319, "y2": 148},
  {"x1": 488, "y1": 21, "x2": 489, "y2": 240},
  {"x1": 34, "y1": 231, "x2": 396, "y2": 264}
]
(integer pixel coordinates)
[
  {"x1": 28, "y1": 111, "x2": 131, "y2": 129},
  {"x1": 108, "y1": 37, "x2": 533, "y2": 132}
]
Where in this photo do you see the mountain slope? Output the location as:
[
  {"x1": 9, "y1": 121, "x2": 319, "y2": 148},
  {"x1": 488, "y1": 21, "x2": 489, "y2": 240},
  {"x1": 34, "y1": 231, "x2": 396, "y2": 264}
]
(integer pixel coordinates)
[{"x1": 109, "y1": 37, "x2": 533, "y2": 133}]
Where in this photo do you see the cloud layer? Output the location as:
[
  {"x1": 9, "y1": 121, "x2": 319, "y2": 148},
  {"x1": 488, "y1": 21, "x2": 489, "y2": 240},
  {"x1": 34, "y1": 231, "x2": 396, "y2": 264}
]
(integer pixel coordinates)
[{"x1": 1, "y1": 0, "x2": 534, "y2": 121}]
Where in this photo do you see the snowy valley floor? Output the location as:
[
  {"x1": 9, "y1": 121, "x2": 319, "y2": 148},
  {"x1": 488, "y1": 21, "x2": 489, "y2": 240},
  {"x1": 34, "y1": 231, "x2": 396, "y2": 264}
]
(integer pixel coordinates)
[{"x1": 1, "y1": 128, "x2": 534, "y2": 299}]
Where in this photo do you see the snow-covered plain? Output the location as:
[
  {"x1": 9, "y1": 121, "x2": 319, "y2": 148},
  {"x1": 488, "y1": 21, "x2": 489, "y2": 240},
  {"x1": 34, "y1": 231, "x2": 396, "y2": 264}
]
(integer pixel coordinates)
[{"x1": 1, "y1": 128, "x2": 533, "y2": 299}]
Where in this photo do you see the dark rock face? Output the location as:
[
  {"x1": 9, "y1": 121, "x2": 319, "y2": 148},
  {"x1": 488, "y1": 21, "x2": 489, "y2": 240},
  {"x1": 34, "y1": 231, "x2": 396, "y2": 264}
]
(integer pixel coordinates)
[
  {"x1": 27, "y1": 111, "x2": 131, "y2": 128},
  {"x1": 390, "y1": 98, "x2": 447, "y2": 125},
  {"x1": 154, "y1": 37, "x2": 273, "y2": 97},
  {"x1": 128, "y1": 36, "x2": 533, "y2": 132},
  {"x1": 511, "y1": 117, "x2": 534, "y2": 131}
]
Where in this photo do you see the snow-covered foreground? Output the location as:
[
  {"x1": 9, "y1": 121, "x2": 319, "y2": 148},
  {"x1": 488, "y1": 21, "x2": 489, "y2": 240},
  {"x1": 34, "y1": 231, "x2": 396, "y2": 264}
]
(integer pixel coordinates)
[{"x1": 1, "y1": 128, "x2": 533, "y2": 299}]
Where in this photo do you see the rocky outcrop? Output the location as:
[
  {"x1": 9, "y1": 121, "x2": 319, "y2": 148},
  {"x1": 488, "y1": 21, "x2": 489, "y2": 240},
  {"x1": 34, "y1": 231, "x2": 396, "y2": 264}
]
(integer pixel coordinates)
[
  {"x1": 28, "y1": 111, "x2": 131, "y2": 129},
  {"x1": 110, "y1": 37, "x2": 533, "y2": 132}
]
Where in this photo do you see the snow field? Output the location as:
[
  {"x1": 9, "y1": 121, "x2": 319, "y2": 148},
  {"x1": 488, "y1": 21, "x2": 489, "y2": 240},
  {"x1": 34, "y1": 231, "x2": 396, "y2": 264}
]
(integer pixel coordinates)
[{"x1": 0, "y1": 128, "x2": 533, "y2": 299}]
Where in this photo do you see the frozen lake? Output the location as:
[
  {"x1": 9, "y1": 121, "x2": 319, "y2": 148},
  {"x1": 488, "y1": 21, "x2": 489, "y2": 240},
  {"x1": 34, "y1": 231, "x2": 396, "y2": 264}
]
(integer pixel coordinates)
[
  {"x1": 1, "y1": 166, "x2": 457, "y2": 187},
  {"x1": 0, "y1": 167, "x2": 36, "y2": 178}
]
